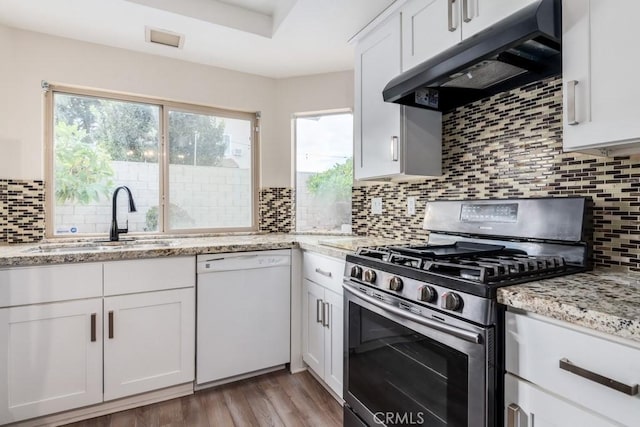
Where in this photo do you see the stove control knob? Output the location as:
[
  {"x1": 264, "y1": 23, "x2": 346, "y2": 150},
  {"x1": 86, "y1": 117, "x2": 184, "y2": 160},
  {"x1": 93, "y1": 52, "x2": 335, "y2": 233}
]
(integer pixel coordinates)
[
  {"x1": 389, "y1": 276, "x2": 403, "y2": 291},
  {"x1": 418, "y1": 285, "x2": 437, "y2": 303},
  {"x1": 441, "y1": 292, "x2": 463, "y2": 311},
  {"x1": 350, "y1": 265, "x2": 363, "y2": 279},
  {"x1": 363, "y1": 270, "x2": 377, "y2": 284}
]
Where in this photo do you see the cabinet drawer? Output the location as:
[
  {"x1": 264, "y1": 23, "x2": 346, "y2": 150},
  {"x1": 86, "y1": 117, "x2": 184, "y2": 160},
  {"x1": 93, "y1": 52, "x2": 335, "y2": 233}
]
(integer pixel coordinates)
[
  {"x1": 506, "y1": 311, "x2": 640, "y2": 426},
  {"x1": 0, "y1": 263, "x2": 102, "y2": 307},
  {"x1": 104, "y1": 257, "x2": 195, "y2": 296},
  {"x1": 504, "y1": 373, "x2": 618, "y2": 427},
  {"x1": 303, "y1": 252, "x2": 344, "y2": 294}
]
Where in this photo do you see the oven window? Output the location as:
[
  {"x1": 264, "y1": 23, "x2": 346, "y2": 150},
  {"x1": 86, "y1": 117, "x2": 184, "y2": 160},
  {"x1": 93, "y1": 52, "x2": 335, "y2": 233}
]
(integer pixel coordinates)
[{"x1": 348, "y1": 303, "x2": 468, "y2": 427}]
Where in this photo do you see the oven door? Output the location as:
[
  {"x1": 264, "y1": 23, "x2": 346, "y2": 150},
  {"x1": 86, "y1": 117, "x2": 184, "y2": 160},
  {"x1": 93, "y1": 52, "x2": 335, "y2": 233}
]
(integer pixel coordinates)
[{"x1": 343, "y1": 282, "x2": 493, "y2": 427}]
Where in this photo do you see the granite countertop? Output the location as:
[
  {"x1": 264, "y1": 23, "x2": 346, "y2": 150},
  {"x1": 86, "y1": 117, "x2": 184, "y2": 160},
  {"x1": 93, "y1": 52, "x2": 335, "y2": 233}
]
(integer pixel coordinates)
[
  {"x1": 3, "y1": 235, "x2": 640, "y2": 343},
  {"x1": 0, "y1": 234, "x2": 407, "y2": 267},
  {"x1": 497, "y1": 270, "x2": 640, "y2": 344}
]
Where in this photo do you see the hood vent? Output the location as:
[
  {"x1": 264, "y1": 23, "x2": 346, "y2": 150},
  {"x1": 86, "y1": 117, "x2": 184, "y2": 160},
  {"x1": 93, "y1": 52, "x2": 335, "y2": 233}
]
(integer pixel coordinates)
[{"x1": 383, "y1": 0, "x2": 561, "y2": 112}]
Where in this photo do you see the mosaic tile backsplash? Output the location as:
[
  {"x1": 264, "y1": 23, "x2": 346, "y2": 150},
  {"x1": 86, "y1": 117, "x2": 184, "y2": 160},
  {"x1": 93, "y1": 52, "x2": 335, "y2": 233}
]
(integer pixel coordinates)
[
  {"x1": 0, "y1": 184, "x2": 292, "y2": 244},
  {"x1": 352, "y1": 77, "x2": 640, "y2": 271},
  {"x1": 259, "y1": 187, "x2": 294, "y2": 233},
  {"x1": 0, "y1": 180, "x2": 45, "y2": 244}
]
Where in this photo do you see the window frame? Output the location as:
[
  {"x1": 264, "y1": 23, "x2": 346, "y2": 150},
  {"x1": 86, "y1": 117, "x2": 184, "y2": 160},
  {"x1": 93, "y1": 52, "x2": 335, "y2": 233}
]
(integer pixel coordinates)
[{"x1": 44, "y1": 84, "x2": 259, "y2": 238}]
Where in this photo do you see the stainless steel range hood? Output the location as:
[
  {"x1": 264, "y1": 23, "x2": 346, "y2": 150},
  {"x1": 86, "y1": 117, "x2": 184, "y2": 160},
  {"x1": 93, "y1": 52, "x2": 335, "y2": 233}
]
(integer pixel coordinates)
[{"x1": 383, "y1": 0, "x2": 561, "y2": 112}]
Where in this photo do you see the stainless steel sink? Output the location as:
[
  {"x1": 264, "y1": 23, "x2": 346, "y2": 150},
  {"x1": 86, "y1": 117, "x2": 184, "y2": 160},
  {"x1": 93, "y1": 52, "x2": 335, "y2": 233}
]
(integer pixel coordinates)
[{"x1": 24, "y1": 239, "x2": 178, "y2": 254}]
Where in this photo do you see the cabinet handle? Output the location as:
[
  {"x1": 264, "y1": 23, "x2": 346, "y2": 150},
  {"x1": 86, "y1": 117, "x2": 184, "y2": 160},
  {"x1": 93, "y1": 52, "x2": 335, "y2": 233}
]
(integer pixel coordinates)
[
  {"x1": 447, "y1": 0, "x2": 458, "y2": 32},
  {"x1": 462, "y1": 0, "x2": 472, "y2": 22},
  {"x1": 566, "y1": 80, "x2": 579, "y2": 125},
  {"x1": 506, "y1": 403, "x2": 521, "y2": 427},
  {"x1": 315, "y1": 268, "x2": 332, "y2": 278},
  {"x1": 90, "y1": 313, "x2": 96, "y2": 342},
  {"x1": 559, "y1": 358, "x2": 639, "y2": 396},
  {"x1": 108, "y1": 310, "x2": 114, "y2": 339},
  {"x1": 391, "y1": 136, "x2": 399, "y2": 162},
  {"x1": 323, "y1": 302, "x2": 330, "y2": 328},
  {"x1": 316, "y1": 299, "x2": 324, "y2": 324}
]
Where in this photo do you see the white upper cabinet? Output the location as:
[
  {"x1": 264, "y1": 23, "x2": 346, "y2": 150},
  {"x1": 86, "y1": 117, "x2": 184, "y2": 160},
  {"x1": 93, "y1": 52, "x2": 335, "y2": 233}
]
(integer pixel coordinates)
[
  {"x1": 355, "y1": 14, "x2": 442, "y2": 181},
  {"x1": 400, "y1": 0, "x2": 538, "y2": 72},
  {"x1": 401, "y1": 0, "x2": 461, "y2": 71},
  {"x1": 461, "y1": 0, "x2": 539, "y2": 39},
  {"x1": 563, "y1": 0, "x2": 640, "y2": 154}
]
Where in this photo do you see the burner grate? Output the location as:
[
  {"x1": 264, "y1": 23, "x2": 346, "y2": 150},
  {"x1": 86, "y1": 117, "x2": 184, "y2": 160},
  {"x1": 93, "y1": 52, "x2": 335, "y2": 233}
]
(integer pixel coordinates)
[{"x1": 423, "y1": 254, "x2": 567, "y2": 283}]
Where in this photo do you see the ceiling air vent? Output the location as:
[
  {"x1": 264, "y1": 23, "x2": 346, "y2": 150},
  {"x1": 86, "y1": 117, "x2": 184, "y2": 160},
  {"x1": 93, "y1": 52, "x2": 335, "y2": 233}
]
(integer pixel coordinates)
[{"x1": 145, "y1": 26, "x2": 184, "y2": 49}]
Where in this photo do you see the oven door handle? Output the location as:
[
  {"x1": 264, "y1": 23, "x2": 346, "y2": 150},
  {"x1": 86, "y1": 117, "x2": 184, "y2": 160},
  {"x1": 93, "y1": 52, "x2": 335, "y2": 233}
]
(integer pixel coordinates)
[{"x1": 344, "y1": 284, "x2": 482, "y2": 344}]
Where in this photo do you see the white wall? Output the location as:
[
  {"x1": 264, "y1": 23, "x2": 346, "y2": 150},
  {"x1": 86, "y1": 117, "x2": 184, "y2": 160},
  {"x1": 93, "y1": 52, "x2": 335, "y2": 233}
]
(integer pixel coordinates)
[
  {"x1": 0, "y1": 24, "x2": 353, "y2": 187},
  {"x1": 275, "y1": 71, "x2": 354, "y2": 185}
]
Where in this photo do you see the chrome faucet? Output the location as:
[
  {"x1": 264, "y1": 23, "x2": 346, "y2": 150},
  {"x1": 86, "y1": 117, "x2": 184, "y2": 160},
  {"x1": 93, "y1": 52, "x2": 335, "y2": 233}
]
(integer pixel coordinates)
[{"x1": 110, "y1": 186, "x2": 137, "y2": 241}]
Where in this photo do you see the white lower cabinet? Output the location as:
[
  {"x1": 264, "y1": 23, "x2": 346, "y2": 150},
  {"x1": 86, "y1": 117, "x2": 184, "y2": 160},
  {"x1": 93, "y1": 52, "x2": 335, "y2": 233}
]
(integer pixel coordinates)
[
  {"x1": 504, "y1": 374, "x2": 618, "y2": 427},
  {"x1": 505, "y1": 311, "x2": 640, "y2": 426},
  {"x1": 322, "y1": 287, "x2": 343, "y2": 395},
  {"x1": 0, "y1": 257, "x2": 195, "y2": 424},
  {"x1": 0, "y1": 299, "x2": 103, "y2": 425},
  {"x1": 302, "y1": 251, "x2": 344, "y2": 398},
  {"x1": 103, "y1": 288, "x2": 195, "y2": 401}
]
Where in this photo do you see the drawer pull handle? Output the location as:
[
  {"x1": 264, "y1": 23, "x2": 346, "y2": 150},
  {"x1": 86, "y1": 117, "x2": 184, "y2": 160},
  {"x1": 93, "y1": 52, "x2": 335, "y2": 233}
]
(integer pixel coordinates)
[
  {"x1": 90, "y1": 313, "x2": 97, "y2": 342},
  {"x1": 316, "y1": 299, "x2": 324, "y2": 324},
  {"x1": 559, "y1": 358, "x2": 639, "y2": 396},
  {"x1": 447, "y1": 0, "x2": 458, "y2": 32},
  {"x1": 462, "y1": 0, "x2": 472, "y2": 23},
  {"x1": 315, "y1": 268, "x2": 332, "y2": 278},
  {"x1": 566, "y1": 80, "x2": 579, "y2": 125},
  {"x1": 108, "y1": 311, "x2": 114, "y2": 339},
  {"x1": 506, "y1": 403, "x2": 521, "y2": 427},
  {"x1": 323, "y1": 302, "x2": 330, "y2": 328}
]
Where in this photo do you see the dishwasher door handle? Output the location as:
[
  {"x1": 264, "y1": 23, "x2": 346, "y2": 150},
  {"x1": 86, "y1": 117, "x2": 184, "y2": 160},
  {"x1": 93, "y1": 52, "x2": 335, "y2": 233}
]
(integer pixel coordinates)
[{"x1": 201, "y1": 254, "x2": 259, "y2": 263}]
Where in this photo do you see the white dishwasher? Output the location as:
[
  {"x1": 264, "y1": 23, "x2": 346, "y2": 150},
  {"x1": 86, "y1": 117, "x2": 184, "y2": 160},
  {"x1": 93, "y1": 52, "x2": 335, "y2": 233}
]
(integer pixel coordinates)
[{"x1": 196, "y1": 250, "x2": 291, "y2": 388}]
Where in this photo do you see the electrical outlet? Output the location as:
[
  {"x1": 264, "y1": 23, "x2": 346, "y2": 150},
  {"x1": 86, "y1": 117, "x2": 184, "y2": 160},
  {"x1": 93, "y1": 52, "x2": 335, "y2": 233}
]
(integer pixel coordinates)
[
  {"x1": 407, "y1": 196, "x2": 416, "y2": 216},
  {"x1": 371, "y1": 197, "x2": 383, "y2": 215}
]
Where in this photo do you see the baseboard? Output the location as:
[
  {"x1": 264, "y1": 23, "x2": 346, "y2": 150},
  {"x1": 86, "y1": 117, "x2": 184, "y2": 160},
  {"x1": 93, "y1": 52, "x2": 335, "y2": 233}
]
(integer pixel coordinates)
[
  {"x1": 194, "y1": 365, "x2": 286, "y2": 390},
  {"x1": 9, "y1": 383, "x2": 193, "y2": 427},
  {"x1": 289, "y1": 365, "x2": 308, "y2": 374},
  {"x1": 304, "y1": 365, "x2": 344, "y2": 406}
]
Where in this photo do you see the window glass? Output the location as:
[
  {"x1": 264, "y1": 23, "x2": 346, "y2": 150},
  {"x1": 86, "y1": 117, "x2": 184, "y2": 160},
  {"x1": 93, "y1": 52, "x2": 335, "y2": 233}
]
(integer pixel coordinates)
[
  {"x1": 50, "y1": 89, "x2": 256, "y2": 237},
  {"x1": 168, "y1": 110, "x2": 253, "y2": 229},
  {"x1": 295, "y1": 113, "x2": 353, "y2": 232},
  {"x1": 53, "y1": 93, "x2": 160, "y2": 235}
]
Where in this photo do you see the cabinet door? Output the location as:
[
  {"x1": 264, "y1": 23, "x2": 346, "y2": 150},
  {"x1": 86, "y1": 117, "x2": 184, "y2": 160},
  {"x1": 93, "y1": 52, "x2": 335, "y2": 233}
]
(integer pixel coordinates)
[
  {"x1": 504, "y1": 374, "x2": 619, "y2": 427},
  {"x1": 461, "y1": 0, "x2": 538, "y2": 39},
  {"x1": 401, "y1": 0, "x2": 461, "y2": 71},
  {"x1": 563, "y1": 0, "x2": 640, "y2": 151},
  {"x1": 0, "y1": 299, "x2": 103, "y2": 424},
  {"x1": 355, "y1": 15, "x2": 402, "y2": 180},
  {"x1": 323, "y1": 288, "x2": 343, "y2": 398},
  {"x1": 103, "y1": 288, "x2": 195, "y2": 401},
  {"x1": 302, "y1": 279, "x2": 325, "y2": 377}
]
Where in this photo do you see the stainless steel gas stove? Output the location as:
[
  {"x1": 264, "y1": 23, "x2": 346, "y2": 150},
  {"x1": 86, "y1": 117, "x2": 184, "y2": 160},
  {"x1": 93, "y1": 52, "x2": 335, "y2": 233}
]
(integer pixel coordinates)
[{"x1": 343, "y1": 197, "x2": 590, "y2": 427}]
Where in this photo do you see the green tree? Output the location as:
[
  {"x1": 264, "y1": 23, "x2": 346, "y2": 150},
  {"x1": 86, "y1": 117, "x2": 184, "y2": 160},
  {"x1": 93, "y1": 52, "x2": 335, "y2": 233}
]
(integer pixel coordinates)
[
  {"x1": 54, "y1": 94, "x2": 100, "y2": 142},
  {"x1": 307, "y1": 158, "x2": 353, "y2": 199},
  {"x1": 92, "y1": 100, "x2": 159, "y2": 162},
  {"x1": 54, "y1": 122, "x2": 114, "y2": 204},
  {"x1": 168, "y1": 111, "x2": 227, "y2": 166}
]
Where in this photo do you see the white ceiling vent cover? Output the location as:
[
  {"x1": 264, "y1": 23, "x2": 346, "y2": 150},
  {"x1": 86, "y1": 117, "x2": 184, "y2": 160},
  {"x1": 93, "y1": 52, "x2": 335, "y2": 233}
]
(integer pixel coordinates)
[{"x1": 145, "y1": 26, "x2": 184, "y2": 49}]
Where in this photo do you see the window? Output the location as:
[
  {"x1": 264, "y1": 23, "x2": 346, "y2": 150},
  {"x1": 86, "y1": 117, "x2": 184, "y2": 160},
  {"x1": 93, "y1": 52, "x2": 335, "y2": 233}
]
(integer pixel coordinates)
[
  {"x1": 295, "y1": 112, "x2": 353, "y2": 233},
  {"x1": 47, "y1": 86, "x2": 257, "y2": 237}
]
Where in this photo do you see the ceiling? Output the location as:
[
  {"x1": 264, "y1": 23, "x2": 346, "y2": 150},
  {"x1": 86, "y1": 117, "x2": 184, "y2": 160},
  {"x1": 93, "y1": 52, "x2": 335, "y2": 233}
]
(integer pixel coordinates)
[{"x1": 0, "y1": 0, "x2": 395, "y2": 78}]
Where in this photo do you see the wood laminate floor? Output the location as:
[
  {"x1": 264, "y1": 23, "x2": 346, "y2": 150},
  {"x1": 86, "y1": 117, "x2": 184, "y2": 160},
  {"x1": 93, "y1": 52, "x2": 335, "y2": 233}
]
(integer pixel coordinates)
[{"x1": 64, "y1": 370, "x2": 343, "y2": 427}]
